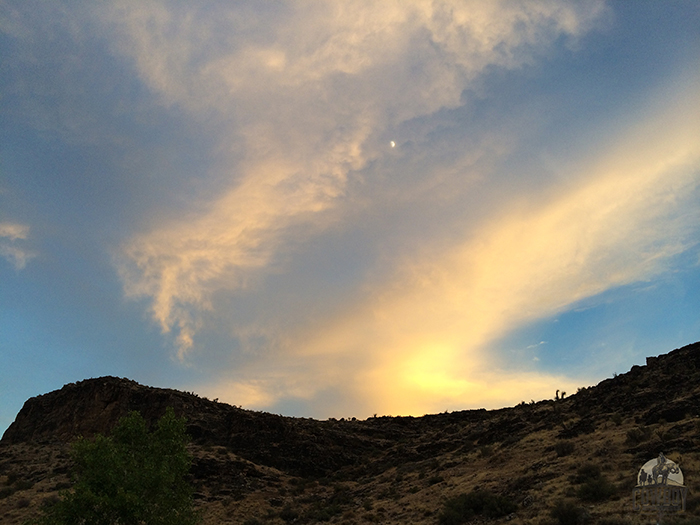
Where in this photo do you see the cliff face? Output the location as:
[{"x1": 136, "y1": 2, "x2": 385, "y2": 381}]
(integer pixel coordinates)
[
  {"x1": 2, "y1": 377, "x2": 196, "y2": 444},
  {"x1": 2, "y1": 342, "x2": 700, "y2": 525},
  {"x1": 1, "y1": 376, "x2": 375, "y2": 477}
]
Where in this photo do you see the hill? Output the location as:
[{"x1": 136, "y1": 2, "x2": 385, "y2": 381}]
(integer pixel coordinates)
[{"x1": 2, "y1": 342, "x2": 700, "y2": 524}]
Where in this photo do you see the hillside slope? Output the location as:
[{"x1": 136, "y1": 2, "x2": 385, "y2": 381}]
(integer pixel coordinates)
[{"x1": 2, "y1": 342, "x2": 700, "y2": 524}]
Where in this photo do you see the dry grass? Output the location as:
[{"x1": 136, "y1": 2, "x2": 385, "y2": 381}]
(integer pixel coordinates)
[{"x1": 3, "y1": 412, "x2": 698, "y2": 524}]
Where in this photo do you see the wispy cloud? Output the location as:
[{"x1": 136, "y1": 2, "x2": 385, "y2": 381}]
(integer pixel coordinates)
[
  {"x1": 1, "y1": 0, "x2": 698, "y2": 423},
  {"x1": 0, "y1": 223, "x2": 29, "y2": 241},
  {"x1": 110, "y1": 0, "x2": 608, "y2": 356},
  {"x1": 198, "y1": 76, "x2": 700, "y2": 416},
  {"x1": 98, "y1": 1, "x2": 700, "y2": 416},
  {"x1": 0, "y1": 223, "x2": 35, "y2": 270}
]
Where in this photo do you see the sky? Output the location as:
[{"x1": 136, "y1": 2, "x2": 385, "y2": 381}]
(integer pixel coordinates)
[{"x1": 1, "y1": 1, "x2": 699, "y2": 436}]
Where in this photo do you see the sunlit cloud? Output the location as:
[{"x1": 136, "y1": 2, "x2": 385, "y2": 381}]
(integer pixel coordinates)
[
  {"x1": 199, "y1": 78, "x2": 700, "y2": 417},
  {"x1": 0, "y1": 223, "x2": 35, "y2": 270},
  {"x1": 112, "y1": 0, "x2": 607, "y2": 356},
  {"x1": 103, "y1": 1, "x2": 700, "y2": 417}
]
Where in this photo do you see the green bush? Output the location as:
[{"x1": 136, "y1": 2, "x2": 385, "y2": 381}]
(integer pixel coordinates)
[
  {"x1": 30, "y1": 407, "x2": 200, "y2": 525},
  {"x1": 438, "y1": 489, "x2": 516, "y2": 525}
]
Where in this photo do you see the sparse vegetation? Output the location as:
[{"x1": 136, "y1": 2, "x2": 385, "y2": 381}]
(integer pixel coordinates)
[
  {"x1": 279, "y1": 504, "x2": 300, "y2": 522},
  {"x1": 555, "y1": 440, "x2": 575, "y2": 457},
  {"x1": 551, "y1": 499, "x2": 589, "y2": 525},
  {"x1": 597, "y1": 518, "x2": 631, "y2": 525},
  {"x1": 478, "y1": 445, "x2": 494, "y2": 457},
  {"x1": 573, "y1": 463, "x2": 617, "y2": 502},
  {"x1": 438, "y1": 489, "x2": 516, "y2": 525},
  {"x1": 14, "y1": 479, "x2": 34, "y2": 491},
  {"x1": 625, "y1": 426, "x2": 652, "y2": 444}
]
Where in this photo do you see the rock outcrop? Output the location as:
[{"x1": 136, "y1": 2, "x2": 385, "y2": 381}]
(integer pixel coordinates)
[
  {"x1": 4, "y1": 342, "x2": 700, "y2": 476},
  {"x1": 2, "y1": 342, "x2": 700, "y2": 525}
]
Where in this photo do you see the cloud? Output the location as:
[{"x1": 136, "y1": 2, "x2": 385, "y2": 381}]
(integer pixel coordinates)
[
  {"x1": 198, "y1": 75, "x2": 700, "y2": 417},
  {"x1": 111, "y1": 0, "x2": 608, "y2": 356},
  {"x1": 101, "y1": 1, "x2": 699, "y2": 416},
  {"x1": 0, "y1": 223, "x2": 29, "y2": 241},
  {"x1": 0, "y1": 222, "x2": 35, "y2": 270}
]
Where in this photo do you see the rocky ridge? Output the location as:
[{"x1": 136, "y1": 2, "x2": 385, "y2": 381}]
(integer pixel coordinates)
[{"x1": 2, "y1": 342, "x2": 700, "y2": 524}]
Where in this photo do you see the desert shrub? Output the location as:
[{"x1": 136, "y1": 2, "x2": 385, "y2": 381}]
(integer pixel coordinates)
[
  {"x1": 243, "y1": 519, "x2": 263, "y2": 525},
  {"x1": 41, "y1": 495, "x2": 60, "y2": 508},
  {"x1": 574, "y1": 463, "x2": 601, "y2": 482},
  {"x1": 438, "y1": 489, "x2": 516, "y2": 525},
  {"x1": 577, "y1": 476, "x2": 617, "y2": 502},
  {"x1": 570, "y1": 462, "x2": 617, "y2": 502},
  {"x1": 279, "y1": 505, "x2": 299, "y2": 522},
  {"x1": 6, "y1": 471, "x2": 19, "y2": 485},
  {"x1": 17, "y1": 497, "x2": 31, "y2": 508},
  {"x1": 378, "y1": 485, "x2": 399, "y2": 500},
  {"x1": 330, "y1": 484, "x2": 352, "y2": 505},
  {"x1": 29, "y1": 407, "x2": 200, "y2": 525},
  {"x1": 686, "y1": 493, "x2": 700, "y2": 512},
  {"x1": 428, "y1": 475, "x2": 445, "y2": 485},
  {"x1": 597, "y1": 518, "x2": 631, "y2": 525},
  {"x1": 479, "y1": 445, "x2": 494, "y2": 458},
  {"x1": 306, "y1": 503, "x2": 342, "y2": 522},
  {"x1": 502, "y1": 434, "x2": 522, "y2": 447},
  {"x1": 551, "y1": 499, "x2": 589, "y2": 525},
  {"x1": 0, "y1": 486, "x2": 14, "y2": 499},
  {"x1": 456, "y1": 441, "x2": 474, "y2": 455},
  {"x1": 14, "y1": 479, "x2": 34, "y2": 491},
  {"x1": 626, "y1": 426, "x2": 652, "y2": 444},
  {"x1": 555, "y1": 441, "x2": 575, "y2": 457},
  {"x1": 662, "y1": 517, "x2": 700, "y2": 525}
]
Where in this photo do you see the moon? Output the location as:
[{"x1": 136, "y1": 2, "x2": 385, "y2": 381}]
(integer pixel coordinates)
[{"x1": 390, "y1": 141, "x2": 396, "y2": 148}]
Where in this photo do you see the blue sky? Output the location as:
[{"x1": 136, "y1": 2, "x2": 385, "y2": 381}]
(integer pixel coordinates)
[{"x1": 1, "y1": 1, "x2": 699, "y2": 435}]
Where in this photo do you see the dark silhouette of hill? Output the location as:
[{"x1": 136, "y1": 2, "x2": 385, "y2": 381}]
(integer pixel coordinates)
[{"x1": 2, "y1": 341, "x2": 700, "y2": 524}]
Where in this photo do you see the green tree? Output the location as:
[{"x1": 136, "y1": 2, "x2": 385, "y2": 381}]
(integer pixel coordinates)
[{"x1": 33, "y1": 407, "x2": 200, "y2": 525}]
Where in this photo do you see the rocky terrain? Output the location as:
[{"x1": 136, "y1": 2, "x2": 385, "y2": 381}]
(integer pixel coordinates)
[{"x1": 2, "y1": 342, "x2": 700, "y2": 524}]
